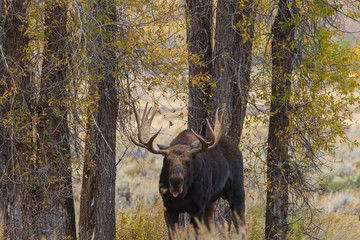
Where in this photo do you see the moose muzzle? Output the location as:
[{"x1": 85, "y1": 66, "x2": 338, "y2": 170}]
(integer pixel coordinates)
[{"x1": 169, "y1": 164, "x2": 184, "y2": 198}]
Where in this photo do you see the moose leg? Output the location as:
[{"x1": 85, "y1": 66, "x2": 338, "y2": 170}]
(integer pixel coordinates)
[
  {"x1": 204, "y1": 201, "x2": 217, "y2": 231},
  {"x1": 190, "y1": 209, "x2": 205, "y2": 231},
  {"x1": 164, "y1": 210, "x2": 179, "y2": 239},
  {"x1": 229, "y1": 203, "x2": 245, "y2": 232},
  {"x1": 228, "y1": 192, "x2": 247, "y2": 237}
]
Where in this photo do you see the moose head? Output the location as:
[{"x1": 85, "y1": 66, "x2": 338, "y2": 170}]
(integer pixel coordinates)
[{"x1": 130, "y1": 102, "x2": 226, "y2": 199}]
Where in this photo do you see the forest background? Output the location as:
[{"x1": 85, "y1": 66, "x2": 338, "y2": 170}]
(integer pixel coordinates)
[{"x1": 0, "y1": 0, "x2": 360, "y2": 239}]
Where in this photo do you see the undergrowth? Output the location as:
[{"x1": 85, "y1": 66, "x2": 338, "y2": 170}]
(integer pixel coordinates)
[
  {"x1": 115, "y1": 197, "x2": 248, "y2": 240},
  {"x1": 116, "y1": 198, "x2": 167, "y2": 240},
  {"x1": 115, "y1": 192, "x2": 360, "y2": 239}
]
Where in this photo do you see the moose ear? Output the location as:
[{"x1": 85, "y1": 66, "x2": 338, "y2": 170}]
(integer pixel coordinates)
[
  {"x1": 190, "y1": 140, "x2": 201, "y2": 149},
  {"x1": 157, "y1": 144, "x2": 169, "y2": 150}
]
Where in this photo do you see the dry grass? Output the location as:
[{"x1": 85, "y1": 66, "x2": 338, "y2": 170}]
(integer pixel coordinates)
[
  {"x1": 317, "y1": 211, "x2": 360, "y2": 240},
  {"x1": 116, "y1": 198, "x2": 168, "y2": 239},
  {"x1": 115, "y1": 197, "x2": 249, "y2": 240}
]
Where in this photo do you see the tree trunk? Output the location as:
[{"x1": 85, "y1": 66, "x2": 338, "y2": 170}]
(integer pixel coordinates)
[
  {"x1": 0, "y1": 0, "x2": 9, "y2": 231},
  {"x1": 211, "y1": 0, "x2": 255, "y2": 228},
  {"x1": 79, "y1": 1, "x2": 118, "y2": 239},
  {"x1": 186, "y1": 0, "x2": 213, "y2": 136},
  {"x1": 265, "y1": 0, "x2": 296, "y2": 239},
  {"x1": 0, "y1": 1, "x2": 34, "y2": 238},
  {"x1": 35, "y1": 0, "x2": 76, "y2": 238},
  {"x1": 210, "y1": 0, "x2": 254, "y2": 143}
]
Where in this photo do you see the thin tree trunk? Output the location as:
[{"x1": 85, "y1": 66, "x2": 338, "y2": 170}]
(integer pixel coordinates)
[
  {"x1": 265, "y1": 0, "x2": 296, "y2": 239},
  {"x1": 79, "y1": 1, "x2": 118, "y2": 239},
  {"x1": 35, "y1": 0, "x2": 76, "y2": 238},
  {"x1": 186, "y1": 0, "x2": 213, "y2": 136}
]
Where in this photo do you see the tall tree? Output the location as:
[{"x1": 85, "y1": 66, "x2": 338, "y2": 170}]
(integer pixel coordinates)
[
  {"x1": 1, "y1": 0, "x2": 77, "y2": 238},
  {"x1": 34, "y1": 0, "x2": 76, "y2": 238},
  {"x1": 210, "y1": 0, "x2": 255, "y2": 143},
  {"x1": 186, "y1": 0, "x2": 213, "y2": 136},
  {"x1": 185, "y1": 0, "x2": 255, "y2": 232},
  {"x1": 79, "y1": 1, "x2": 118, "y2": 239},
  {"x1": 210, "y1": 0, "x2": 255, "y2": 230},
  {"x1": 0, "y1": 0, "x2": 35, "y2": 238},
  {"x1": 186, "y1": 0, "x2": 255, "y2": 143},
  {"x1": 265, "y1": 0, "x2": 297, "y2": 238}
]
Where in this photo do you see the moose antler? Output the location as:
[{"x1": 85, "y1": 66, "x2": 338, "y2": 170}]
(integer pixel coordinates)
[
  {"x1": 189, "y1": 104, "x2": 226, "y2": 155},
  {"x1": 130, "y1": 101, "x2": 169, "y2": 155}
]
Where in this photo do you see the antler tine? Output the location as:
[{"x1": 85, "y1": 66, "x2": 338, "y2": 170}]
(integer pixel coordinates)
[
  {"x1": 189, "y1": 104, "x2": 226, "y2": 155},
  {"x1": 209, "y1": 104, "x2": 226, "y2": 147},
  {"x1": 130, "y1": 102, "x2": 147, "y2": 148},
  {"x1": 141, "y1": 103, "x2": 152, "y2": 129},
  {"x1": 130, "y1": 101, "x2": 168, "y2": 155},
  {"x1": 129, "y1": 134, "x2": 147, "y2": 148},
  {"x1": 132, "y1": 101, "x2": 141, "y2": 130},
  {"x1": 145, "y1": 128, "x2": 163, "y2": 153},
  {"x1": 139, "y1": 105, "x2": 156, "y2": 144}
]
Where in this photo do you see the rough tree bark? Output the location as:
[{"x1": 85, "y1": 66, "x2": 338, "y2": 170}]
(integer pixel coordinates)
[
  {"x1": 0, "y1": 1, "x2": 34, "y2": 238},
  {"x1": 210, "y1": 0, "x2": 254, "y2": 229},
  {"x1": 0, "y1": 1, "x2": 10, "y2": 228},
  {"x1": 185, "y1": 0, "x2": 254, "y2": 232},
  {"x1": 35, "y1": 0, "x2": 76, "y2": 238},
  {"x1": 79, "y1": 1, "x2": 118, "y2": 239},
  {"x1": 265, "y1": 0, "x2": 297, "y2": 239},
  {"x1": 210, "y1": 0, "x2": 254, "y2": 144},
  {"x1": 186, "y1": 0, "x2": 213, "y2": 136}
]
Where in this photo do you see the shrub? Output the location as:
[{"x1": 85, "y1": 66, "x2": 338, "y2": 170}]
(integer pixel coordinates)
[{"x1": 116, "y1": 198, "x2": 167, "y2": 240}]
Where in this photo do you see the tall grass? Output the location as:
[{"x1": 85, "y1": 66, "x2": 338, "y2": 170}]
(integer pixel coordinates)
[
  {"x1": 116, "y1": 198, "x2": 167, "y2": 239},
  {"x1": 116, "y1": 197, "x2": 249, "y2": 240}
]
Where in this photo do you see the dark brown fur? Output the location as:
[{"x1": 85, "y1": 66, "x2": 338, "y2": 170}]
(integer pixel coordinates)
[{"x1": 158, "y1": 130, "x2": 245, "y2": 238}]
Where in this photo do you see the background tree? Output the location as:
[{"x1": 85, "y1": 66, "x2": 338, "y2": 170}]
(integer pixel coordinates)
[
  {"x1": 210, "y1": 0, "x2": 255, "y2": 143},
  {"x1": 186, "y1": 0, "x2": 255, "y2": 142},
  {"x1": 1, "y1": 0, "x2": 77, "y2": 238},
  {"x1": 35, "y1": 0, "x2": 76, "y2": 237},
  {"x1": 265, "y1": 0, "x2": 297, "y2": 238},
  {"x1": 186, "y1": 0, "x2": 213, "y2": 136},
  {"x1": 0, "y1": 0, "x2": 35, "y2": 238},
  {"x1": 79, "y1": 0, "x2": 118, "y2": 239}
]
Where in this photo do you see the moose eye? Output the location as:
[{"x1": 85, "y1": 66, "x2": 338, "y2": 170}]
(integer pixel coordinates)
[{"x1": 186, "y1": 160, "x2": 191, "y2": 168}]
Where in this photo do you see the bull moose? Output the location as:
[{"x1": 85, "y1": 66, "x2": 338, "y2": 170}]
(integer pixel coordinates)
[{"x1": 130, "y1": 102, "x2": 246, "y2": 238}]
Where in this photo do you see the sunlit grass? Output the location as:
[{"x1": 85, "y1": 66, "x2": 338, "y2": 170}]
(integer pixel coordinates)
[
  {"x1": 116, "y1": 198, "x2": 167, "y2": 240},
  {"x1": 116, "y1": 199, "x2": 249, "y2": 240}
]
